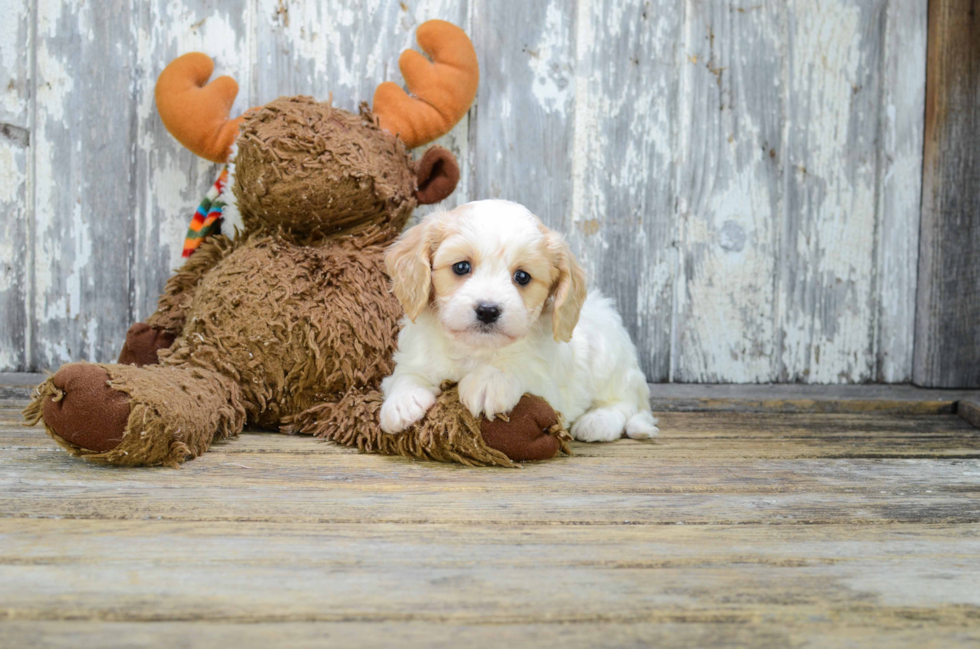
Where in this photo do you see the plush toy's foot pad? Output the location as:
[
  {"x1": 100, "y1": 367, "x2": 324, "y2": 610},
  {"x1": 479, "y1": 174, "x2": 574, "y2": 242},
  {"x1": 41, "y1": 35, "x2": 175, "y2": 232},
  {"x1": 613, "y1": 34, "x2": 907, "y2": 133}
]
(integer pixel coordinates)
[
  {"x1": 118, "y1": 322, "x2": 176, "y2": 367},
  {"x1": 481, "y1": 394, "x2": 568, "y2": 462},
  {"x1": 41, "y1": 364, "x2": 132, "y2": 453},
  {"x1": 24, "y1": 362, "x2": 246, "y2": 467}
]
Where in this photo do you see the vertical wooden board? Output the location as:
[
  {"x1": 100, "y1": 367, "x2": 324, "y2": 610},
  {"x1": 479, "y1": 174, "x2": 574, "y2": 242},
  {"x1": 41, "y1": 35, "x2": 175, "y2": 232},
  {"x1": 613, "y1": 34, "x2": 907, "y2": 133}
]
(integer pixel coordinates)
[
  {"x1": 568, "y1": 0, "x2": 680, "y2": 382},
  {"x1": 467, "y1": 0, "x2": 575, "y2": 229},
  {"x1": 252, "y1": 0, "x2": 471, "y2": 223},
  {"x1": 777, "y1": 0, "x2": 886, "y2": 383},
  {"x1": 673, "y1": 1, "x2": 784, "y2": 383},
  {"x1": 254, "y1": 0, "x2": 424, "y2": 105},
  {"x1": 32, "y1": 0, "x2": 136, "y2": 370},
  {"x1": 913, "y1": 0, "x2": 980, "y2": 388},
  {"x1": 130, "y1": 1, "x2": 253, "y2": 322},
  {"x1": 875, "y1": 0, "x2": 926, "y2": 383},
  {"x1": 0, "y1": 0, "x2": 31, "y2": 371}
]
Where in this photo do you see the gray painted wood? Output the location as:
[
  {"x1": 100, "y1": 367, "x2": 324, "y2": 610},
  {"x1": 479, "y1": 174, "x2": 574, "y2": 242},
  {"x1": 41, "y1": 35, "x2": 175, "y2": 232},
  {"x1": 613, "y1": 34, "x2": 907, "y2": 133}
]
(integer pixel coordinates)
[
  {"x1": 913, "y1": 0, "x2": 980, "y2": 388},
  {"x1": 674, "y1": 1, "x2": 784, "y2": 382},
  {"x1": 778, "y1": 0, "x2": 889, "y2": 383},
  {"x1": 31, "y1": 0, "x2": 136, "y2": 369},
  {"x1": 467, "y1": 0, "x2": 578, "y2": 249},
  {"x1": 567, "y1": 0, "x2": 681, "y2": 382},
  {"x1": 0, "y1": 0, "x2": 31, "y2": 371},
  {"x1": 876, "y1": 0, "x2": 926, "y2": 383},
  {"x1": 0, "y1": 0, "x2": 932, "y2": 385}
]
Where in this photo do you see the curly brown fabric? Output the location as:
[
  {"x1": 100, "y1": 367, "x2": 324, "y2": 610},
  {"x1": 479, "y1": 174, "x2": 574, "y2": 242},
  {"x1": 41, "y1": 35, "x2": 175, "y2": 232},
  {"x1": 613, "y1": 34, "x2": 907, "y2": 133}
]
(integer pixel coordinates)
[
  {"x1": 155, "y1": 231, "x2": 403, "y2": 428},
  {"x1": 146, "y1": 235, "x2": 241, "y2": 335},
  {"x1": 235, "y1": 99, "x2": 418, "y2": 239},
  {"x1": 285, "y1": 385, "x2": 571, "y2": 468},
  {"x1": 24, "y1": 33, "x2": 570, "y2": 468},
  {"x1": 24, "y1": 363, "x2": 245, "y2": 468}
]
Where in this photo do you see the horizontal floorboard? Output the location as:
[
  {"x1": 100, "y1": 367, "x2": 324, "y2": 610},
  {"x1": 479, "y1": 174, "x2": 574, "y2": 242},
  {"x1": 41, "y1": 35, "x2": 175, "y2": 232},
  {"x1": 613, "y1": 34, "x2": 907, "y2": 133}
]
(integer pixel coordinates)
[
  {"x1": 6, "y1": 412, "x2": 980, "y2": 460},
  {"x1": 1, "y1": 462, "x2": 977, "y2": 525},
  {"x1": 0, "y1": 521, "x2": 978, "y2": 625},
  {"x1": 3, "y1": 620, "x2": 979, "y2": 649},
  {"x1": 3, "y1": 447, "x2": 980, "y2": 494}
]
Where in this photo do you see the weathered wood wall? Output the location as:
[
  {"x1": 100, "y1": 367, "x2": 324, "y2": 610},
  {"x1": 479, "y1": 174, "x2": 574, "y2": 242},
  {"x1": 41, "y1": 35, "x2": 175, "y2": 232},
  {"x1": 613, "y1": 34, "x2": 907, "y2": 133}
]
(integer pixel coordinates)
[
  {"x1": 0, "y1": 0, "x2": 928, "y2": 383},
  {"x1": 913, "y1": 0, "x2": 980, "y2": 388}
]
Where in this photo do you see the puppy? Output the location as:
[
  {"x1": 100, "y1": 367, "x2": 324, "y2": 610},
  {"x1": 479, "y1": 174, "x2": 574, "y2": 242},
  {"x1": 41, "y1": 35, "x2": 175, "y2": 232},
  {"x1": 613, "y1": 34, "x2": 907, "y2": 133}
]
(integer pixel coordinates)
[{"x1": 379, "y1": 199, "x2": 659, "y2": 442}]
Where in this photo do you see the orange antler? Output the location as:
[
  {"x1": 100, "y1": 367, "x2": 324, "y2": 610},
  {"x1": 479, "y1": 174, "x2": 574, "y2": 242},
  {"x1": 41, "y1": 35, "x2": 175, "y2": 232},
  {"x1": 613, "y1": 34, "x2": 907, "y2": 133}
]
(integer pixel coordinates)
[
  {"x1": 155, "y1": 53, "x2": 247, "y2": 163},
  {"x1": 373, "y1": 20, "x2": 479, "y2": 149}
]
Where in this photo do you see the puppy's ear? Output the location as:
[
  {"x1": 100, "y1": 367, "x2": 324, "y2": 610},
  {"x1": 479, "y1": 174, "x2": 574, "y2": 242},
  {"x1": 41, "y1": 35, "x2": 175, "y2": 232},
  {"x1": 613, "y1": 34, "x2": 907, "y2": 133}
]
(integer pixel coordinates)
[
  {"x1": 385, "y1": 215, "x2": 444, "y2": 321},
  {"x1": 547, "y1": 232, "x2": 588, "y2": 342}
]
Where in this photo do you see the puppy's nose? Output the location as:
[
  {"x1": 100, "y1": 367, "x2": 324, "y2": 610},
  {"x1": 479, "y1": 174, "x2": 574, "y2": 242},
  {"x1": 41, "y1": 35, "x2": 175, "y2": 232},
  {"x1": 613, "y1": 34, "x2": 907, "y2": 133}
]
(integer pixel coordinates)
[{"x1": 475, "y1": 303, "x2": 501, "y2": 324}]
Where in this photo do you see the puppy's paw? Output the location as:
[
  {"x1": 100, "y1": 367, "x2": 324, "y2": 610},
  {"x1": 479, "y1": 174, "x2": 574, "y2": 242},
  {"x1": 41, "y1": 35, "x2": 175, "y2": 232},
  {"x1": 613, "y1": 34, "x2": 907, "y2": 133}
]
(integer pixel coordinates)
[
  {"x1": 570, "y1": 408, "x2": 628, "y2": 443},
  {"x1": 459, "y1": 368, "x2": 524, "y2": 420},
  {"x1": 626, "y1": 411, "x2": 660, "y2": 440},
  {"x1": 380, "y1": 388, "x2": 436, "y2": 434}
]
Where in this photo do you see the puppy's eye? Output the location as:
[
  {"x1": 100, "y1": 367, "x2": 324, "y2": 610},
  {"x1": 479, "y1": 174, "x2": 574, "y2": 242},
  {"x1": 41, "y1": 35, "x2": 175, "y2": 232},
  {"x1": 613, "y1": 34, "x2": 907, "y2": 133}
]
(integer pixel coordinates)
[
  {"x1": 452, "y1": 261, "x2": 471, "y2": 276},
  {"x1": 514, "y1": 269, "x2": 532, "y2": 286}
]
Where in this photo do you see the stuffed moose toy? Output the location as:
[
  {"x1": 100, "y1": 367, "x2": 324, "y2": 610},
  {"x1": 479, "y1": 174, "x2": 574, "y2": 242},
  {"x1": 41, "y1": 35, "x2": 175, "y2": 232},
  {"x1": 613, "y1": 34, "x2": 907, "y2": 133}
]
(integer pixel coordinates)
[{"x1": 24, "y1": 21, "x2": 570, "y2": 468}]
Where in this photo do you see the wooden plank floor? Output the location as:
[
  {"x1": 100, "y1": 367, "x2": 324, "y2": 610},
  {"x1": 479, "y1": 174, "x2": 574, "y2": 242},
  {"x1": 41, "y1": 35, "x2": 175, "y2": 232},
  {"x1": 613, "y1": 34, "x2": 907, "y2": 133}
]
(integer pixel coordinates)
[{"x1": 2, "y1": 378, "x2": 980, "y2": 648}]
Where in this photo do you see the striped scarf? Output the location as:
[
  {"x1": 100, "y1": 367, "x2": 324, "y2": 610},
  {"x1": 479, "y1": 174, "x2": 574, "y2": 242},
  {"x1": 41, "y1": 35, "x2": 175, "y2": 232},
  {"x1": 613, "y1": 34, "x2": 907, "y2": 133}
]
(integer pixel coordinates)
[{"x1": 182, "y1": 166, "x2": 230, "y2": 257}]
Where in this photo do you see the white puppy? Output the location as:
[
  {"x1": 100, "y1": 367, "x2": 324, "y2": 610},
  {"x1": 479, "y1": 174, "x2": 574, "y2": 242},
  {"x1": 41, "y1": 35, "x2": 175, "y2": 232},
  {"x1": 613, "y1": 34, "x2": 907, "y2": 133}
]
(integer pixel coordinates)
[{"x1": 379, "y1": 199, "x2": 659, "y2": 442}]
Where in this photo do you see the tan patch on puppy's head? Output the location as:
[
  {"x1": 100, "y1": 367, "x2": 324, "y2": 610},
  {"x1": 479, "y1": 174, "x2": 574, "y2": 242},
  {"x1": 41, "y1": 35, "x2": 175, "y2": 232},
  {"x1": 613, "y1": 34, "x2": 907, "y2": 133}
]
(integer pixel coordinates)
[
  {"x1": 385, "y1": 211, "x2": 456, "y2": 320},
  {"x1": 542, "y1": 227, "x2": 587, "y2": 342},
  {"x1": 508, "y1": 239, "x2": 557, "y2": 320},
  {"x1": 430, "y1": 233, "x2": 479, "y2": 306}
]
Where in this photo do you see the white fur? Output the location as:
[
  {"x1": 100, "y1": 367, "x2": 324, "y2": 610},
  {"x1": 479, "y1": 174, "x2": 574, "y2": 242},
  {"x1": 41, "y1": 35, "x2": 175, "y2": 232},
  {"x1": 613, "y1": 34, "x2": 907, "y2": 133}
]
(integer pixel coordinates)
[{"x1": 380, "y1": 200, "x2": 658, "y2": 442}]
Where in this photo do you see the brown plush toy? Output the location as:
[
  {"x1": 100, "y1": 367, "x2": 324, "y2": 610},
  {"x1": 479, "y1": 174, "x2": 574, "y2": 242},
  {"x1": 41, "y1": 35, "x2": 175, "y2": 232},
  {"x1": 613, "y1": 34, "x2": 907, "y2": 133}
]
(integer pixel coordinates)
[{"x1": 23, "y1": 21, "x2": 570, "y2": 469}]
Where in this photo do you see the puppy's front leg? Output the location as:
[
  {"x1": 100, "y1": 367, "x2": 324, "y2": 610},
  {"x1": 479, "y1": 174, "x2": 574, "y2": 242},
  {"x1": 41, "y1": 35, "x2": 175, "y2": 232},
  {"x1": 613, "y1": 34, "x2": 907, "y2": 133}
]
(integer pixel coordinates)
[
  {"x1": 380, "y1": 375, "x2": 440, "y2": 435},
  {"x1": 458, "y1": 366, "x2": 525, "y2": 420}
]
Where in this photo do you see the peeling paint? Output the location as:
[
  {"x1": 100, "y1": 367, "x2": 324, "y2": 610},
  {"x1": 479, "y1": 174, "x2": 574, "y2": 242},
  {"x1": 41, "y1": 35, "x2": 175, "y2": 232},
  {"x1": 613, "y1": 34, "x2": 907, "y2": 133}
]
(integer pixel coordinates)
[
  {"x1": 528, "y1": 2, "x2": 572, "y2": 115},
  {"x1": 875, "y1": 0, "x2": 926, "y2": 383},
  {"x1": 0, "y1": 0, "x2": 29, "y2": 118},
  {"x1": 2, "y1": 0, "x2": 927, "y2": 380},
  {"x1": 779, "y1": 0, "x2": 884, "y2": 383},
  {"x1": 0, "y1": 144, "x2": 21, "y2": 204}
]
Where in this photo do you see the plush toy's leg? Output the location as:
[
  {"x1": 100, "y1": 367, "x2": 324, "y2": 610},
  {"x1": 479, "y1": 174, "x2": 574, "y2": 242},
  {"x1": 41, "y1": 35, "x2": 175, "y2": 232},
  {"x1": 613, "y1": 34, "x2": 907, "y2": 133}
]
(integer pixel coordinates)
[
  {"x1": 115, "y1": 237, "x2": 239, "y2": 369},
  {"x1": 286, "y1": 386, "x2": 570, "y2": 467},
  {"x1": 117, "y1": 323, "x2": 177, "y2": 367},
  {"x1": 23, "y1": 362, "x2": 245, "y2": 468}
]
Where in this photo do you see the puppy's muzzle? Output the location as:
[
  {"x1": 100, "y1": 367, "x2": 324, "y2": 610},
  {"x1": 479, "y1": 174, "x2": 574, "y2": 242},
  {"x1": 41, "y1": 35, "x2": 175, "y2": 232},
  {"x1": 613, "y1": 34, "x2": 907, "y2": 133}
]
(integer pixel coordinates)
[{"x1": 475, "y1": 303, "x2": 502, "y2": 324}]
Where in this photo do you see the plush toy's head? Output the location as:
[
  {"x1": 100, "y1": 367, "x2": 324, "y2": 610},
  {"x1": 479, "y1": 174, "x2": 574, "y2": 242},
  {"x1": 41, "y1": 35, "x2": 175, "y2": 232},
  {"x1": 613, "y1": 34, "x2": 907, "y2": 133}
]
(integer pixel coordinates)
[{"x1": 155, "y1": 20, "x2": 478, "y2": 240}]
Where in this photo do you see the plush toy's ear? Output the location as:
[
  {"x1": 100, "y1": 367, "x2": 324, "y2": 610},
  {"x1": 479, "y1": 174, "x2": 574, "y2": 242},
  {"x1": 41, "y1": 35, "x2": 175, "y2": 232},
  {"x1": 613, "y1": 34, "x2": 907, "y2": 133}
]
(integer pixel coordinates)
[
  {"x1": 547, "y1": 232, "x2": 588, "y2": 342},
  {"x1": 385, "y1": 215, "x2": 447, "y2": 320},
  {"x1": 415, "y1": 147, "x2": 459, "y2": 205}
]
